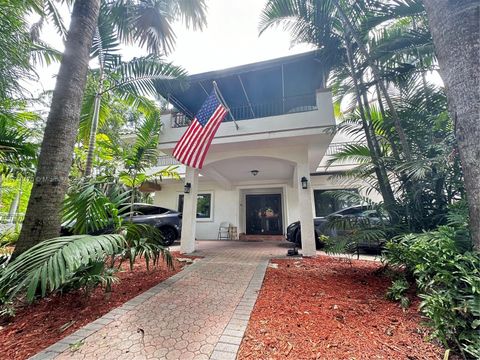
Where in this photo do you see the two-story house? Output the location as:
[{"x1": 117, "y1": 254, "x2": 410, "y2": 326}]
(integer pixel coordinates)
[{"x1": 152, "y1": 50, "x2": 373, "y2": 256}]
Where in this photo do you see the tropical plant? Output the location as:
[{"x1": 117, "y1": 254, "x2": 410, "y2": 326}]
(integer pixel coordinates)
[
  {"x1": 422, "y1": 0, "x2": 480, "y2": 251},
  {"x1": 384, "y1": 227, "x2": 479, "y2": 359},
  {"x1": 82, "y1": 5, "x2": 188, "y2": 175},
  {"x1": 0, "y1": 234, "x2": 126, "y2": 304},
  {"x1": 385, "y1": 277, "x2": 410, "y2": 308},
  {"x1": 16, "y1": 0, "x2": 207, "y2": 256}
]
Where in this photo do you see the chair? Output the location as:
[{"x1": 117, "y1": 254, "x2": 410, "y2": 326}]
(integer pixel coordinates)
[{"x1": 217, "y1": 222, "x2": 230, "y2": 240}]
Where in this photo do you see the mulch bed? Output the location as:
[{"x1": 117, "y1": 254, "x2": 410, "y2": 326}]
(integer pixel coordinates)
[
  {"x1": 238, "y1": 256, "x2": 445, "y2": 360},
  {"x1": 0, "y1": 252, "x2": 199, "y2": 360}
]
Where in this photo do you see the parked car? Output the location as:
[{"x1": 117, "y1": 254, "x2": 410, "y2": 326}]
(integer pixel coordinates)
[
  {"x1": 286, "y1": 205, "x2": 387, "y2": 250},
  {"x1": 61, "y1": 203, "x2": 182, "y2": 246}
]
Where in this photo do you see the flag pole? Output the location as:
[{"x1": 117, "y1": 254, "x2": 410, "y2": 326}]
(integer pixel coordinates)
[{"x1": 213, "y1": 81, "x2": 239, "y2": 130}]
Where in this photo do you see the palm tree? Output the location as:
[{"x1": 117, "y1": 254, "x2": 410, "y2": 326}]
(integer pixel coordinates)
[
  {"x1": 83, "y1": 12, "x2": 186, "y2": 175},
  {"x1": 13, "y1": 0, "x2": 101, "y2": 257},
  {"x1": 422, "y1": 0, "x2": 480, "y2": 250},
  {"x1": 15, "y1": 0, "x2": 207, "y2": 256},
  {"x1": 259, "y1": 0, "x2": 401, "y2": 221}
]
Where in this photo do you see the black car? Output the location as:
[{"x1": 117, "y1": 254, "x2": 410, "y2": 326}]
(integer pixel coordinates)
[
  {"x1": 128, "y1": 204, "x2": 182, "y2": 246},
  {"x1": 286, "y1": 205, "x2": 386, "y2": 249},
  {"x1": 62, "y1": 203, "x2": 182, "y2": 246}
]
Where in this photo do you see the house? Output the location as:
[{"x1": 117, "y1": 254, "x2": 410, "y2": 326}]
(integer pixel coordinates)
[{"x1": 152, "y1": 50, "x2": 376, "y2": 256}]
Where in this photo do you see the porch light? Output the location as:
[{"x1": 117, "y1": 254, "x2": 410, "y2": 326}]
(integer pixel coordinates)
[
  {"x1": 301, "y1": 176, "x2": 308, "y2": 189},
  {"x1": 251, "y1": 169, "x2": 259, "y2": 176},
  {"x1": 184, "y1": 182, "x2": 192, "y2": 194}
]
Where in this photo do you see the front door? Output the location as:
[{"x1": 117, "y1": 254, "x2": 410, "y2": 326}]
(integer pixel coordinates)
[{"x1": 245, "y1": 194, "x2": 283, "y2": 235}]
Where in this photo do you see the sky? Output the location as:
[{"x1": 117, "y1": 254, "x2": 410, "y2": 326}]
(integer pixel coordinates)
[{"x1": 33, "y1": 0, "x2": 313, "y2": 94}]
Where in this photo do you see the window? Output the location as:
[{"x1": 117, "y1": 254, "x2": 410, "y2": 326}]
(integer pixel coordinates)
[
  {"x1": 313, "y1": 189, "x2": 358, "y2": 217},
  {"x1": 178, "y1": 193, "x2": 212, "y2": 219}
]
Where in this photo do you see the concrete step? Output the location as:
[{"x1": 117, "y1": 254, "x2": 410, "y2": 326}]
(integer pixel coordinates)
[{"x1": 238, "y1": 234, "x2": 285, "y2": 241}]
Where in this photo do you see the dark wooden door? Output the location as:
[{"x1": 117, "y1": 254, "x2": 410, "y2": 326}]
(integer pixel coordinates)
[{"x1": 245, "y1": 194, "x2": 283, "y2": 235}]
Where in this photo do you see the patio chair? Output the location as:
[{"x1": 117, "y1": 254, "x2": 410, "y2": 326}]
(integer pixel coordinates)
[{"x1": 217, "y1": 222, "x2": 230, "y2": 240}]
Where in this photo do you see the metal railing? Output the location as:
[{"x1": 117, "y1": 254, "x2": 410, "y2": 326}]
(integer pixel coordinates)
[
  {"x1": 326, "y1": 141, "x2": 364, "y2": 156},
  {"x1": 0, "y1": 212, "x2": 25, "y2": 225},
  {"x1": 157, "y1": 155, "x2": 181, "y2": 166},
  {"x1": 171, "y1": 93, "x2": 318, "y2": 128}
]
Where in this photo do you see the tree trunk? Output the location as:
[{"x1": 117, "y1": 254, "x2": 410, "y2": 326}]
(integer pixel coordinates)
[
  {"x1": 14, "y1": 0, "x2": 101, "y2": 256},
  {"x1": 423, "y1": 0, "x2": 480, "y2": 250},
  {"x1": 85, "y1": 27, "x2": 104, "y2": 177},
  {"x1": 345, "y1": 40, "x2": 399, "y2": 224}
]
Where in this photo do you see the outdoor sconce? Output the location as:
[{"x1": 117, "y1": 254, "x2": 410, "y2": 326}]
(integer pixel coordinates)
[
  {"x1": 184, "y1": 182, "x2": 191, "y2": 194},
  {"x1": 301, "y1": 176, "x2": 308, "y2": 189},
  {"x1": 251, "y1": 169, "x2": 259, "y2": 176}
]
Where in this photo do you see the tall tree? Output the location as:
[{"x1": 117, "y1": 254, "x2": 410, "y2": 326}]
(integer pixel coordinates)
[
  {"x1": 422, "y1": 0, "x2": 480, "y2": 250},
  {"x1": 15, "y1": 0, "x2": 207, "y2": 255},
  {"x1": 14, "y1": 0, "x2": 101, "y2": 256}
]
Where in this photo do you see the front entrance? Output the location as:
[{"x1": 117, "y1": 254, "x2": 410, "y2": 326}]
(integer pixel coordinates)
[{"x1": 245, "y1": 194, "x2": 283, "y2": 235}]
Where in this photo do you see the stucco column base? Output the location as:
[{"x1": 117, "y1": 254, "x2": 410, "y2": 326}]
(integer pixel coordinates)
[
  {"x1": 180, "y1": 167, "x2": 199, "y2": 254},
  {"x1": 296, "y1": 162, "x2": 316, "y2": 257}
]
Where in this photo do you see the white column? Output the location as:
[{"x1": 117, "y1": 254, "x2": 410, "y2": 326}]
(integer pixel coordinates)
[
  {"x1": 180, "y1": 167, "x2": 199, "y2": 253},
  {"x1": 296, "y1": 162, "x2": 316, "y2": 256}
]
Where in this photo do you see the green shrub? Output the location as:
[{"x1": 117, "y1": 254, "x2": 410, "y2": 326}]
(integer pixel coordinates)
[
  {"x1": 384, "y1": 227, "x2": 480, "y2": 359},
  {"x1": 386, "y1": 278, "x2": 410, "y2": 308},
  {"x1": 0, "y1": 229, "x2": 20, "y2": 247}
]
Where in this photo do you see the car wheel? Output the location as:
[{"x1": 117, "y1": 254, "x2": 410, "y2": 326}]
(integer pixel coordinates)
[
  {"x1": 295, "y1": 230, "x2": 324, "y2": 249},
  {"x1": 294, "y1": 230, "x2": 302, "y2": 248},
  {"x1": 159, "y1": 227, "x2": 177, "y2": 246}
]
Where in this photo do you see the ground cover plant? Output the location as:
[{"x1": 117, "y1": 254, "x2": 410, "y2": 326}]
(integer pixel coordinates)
[{"x1": 238, "y1": 257, "x2": 445, "y2": 359}]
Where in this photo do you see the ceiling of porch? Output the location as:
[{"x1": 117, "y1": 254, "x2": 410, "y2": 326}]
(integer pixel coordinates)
[{"x1": 201, "y1": 156, "x2": 295, "y2": 186}]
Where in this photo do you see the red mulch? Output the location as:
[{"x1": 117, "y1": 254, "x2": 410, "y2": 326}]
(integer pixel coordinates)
[
  {"x1": 0, "y1": 252, "x2": 199, "y2": 360},
  {"x1": 238, "y1": 257, "x2": 445, "y2": 360}
]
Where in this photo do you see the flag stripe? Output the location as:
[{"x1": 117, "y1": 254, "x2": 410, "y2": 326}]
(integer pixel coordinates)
[
  {"x1": 172, "y1": 91, "x2": 228, "y2": 169},
  {"x1": 184, "y1": 106, "x2": 225, "y2": 166},
  {"x1": 195, "y1": 108, "x2": 227, "y2": 168},
  {"x1": 173, "y1": 120, "x2": 200, "y2": 158}
]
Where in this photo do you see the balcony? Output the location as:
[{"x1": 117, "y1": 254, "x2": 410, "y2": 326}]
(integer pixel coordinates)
[{"x1": 170, "y1": 94, "x2": 317, "y2": 128}]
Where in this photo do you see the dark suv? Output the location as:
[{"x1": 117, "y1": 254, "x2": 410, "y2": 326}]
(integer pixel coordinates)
[
  {"x1": 62, "y1": 203, "x2": 182, "y2": 246},
  {"x1": 286, "y1": 205, "x2": 386, "y2": 249}
]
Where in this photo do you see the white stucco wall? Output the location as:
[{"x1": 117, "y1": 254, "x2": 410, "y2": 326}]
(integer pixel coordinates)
[{"x1": 153, "y1": 174, "x2": 381, "y2": 240}]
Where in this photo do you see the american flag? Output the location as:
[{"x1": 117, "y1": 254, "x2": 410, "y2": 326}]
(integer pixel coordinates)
[{"x1": 172, "y1": 90, "x2": 228, "y2": 169}]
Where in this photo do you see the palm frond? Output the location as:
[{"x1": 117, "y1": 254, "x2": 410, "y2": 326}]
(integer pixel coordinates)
[{"x1": 0, "y1": 234, "x2": 126, "y2": 303}]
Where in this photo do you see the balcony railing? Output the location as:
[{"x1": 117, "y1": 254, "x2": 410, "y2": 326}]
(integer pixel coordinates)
[
  {"x1": 171, "y1": 93, "x2": 317, "y2": 128},
  {"x1": 326, "y1": 141, "x2": 364, "y2": 156},
  {"x1": 157, "y1": 155, "x2": 182, "y2": 166}
]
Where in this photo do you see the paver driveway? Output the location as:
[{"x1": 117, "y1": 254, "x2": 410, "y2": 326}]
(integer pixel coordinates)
[{"x1": 31, "y1": 241, "x2": 291, "y2": 360}]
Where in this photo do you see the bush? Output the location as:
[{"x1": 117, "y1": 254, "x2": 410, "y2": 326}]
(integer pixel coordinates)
[
  {"x1": 0, "y1": 229, "x2": 20, "y2": 247},
  {"x1": 386, "y1": 278, "x2": 410, "y2": 308},
  {"x1": 384, "y1": 227, "x2": 480, "y2": 359}
]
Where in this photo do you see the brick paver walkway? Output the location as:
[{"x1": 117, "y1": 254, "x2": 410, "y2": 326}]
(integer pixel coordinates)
[{"x1": 31, "y1": 241, "x2": 291, "y2": 360}]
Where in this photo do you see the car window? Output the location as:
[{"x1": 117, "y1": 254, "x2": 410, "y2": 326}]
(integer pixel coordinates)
[
  {"x1": 338, "y1": 207, "x2": 364, "y2": 216},
  {"x1": 133, "y1": 205, "x2": 171, "y2": 215}
]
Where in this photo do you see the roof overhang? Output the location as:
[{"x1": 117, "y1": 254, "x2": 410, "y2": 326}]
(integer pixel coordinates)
[{"x1": 156, "y1": 50, "x2": 328, "y2": 119}]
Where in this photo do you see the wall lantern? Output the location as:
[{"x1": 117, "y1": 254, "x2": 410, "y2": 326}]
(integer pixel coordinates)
[
  {"x1": 301, "y1": 176, "x2": 308, "y2": 189},
  {"x1": 251, "y1": 169, "x2": 259, "y2": 176},
  {"x1": 184, "y1": 182, "x2": 192, "y2": 194}
]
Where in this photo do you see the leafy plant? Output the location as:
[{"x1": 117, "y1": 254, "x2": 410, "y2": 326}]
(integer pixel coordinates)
[
  {"x1": 386, "y1": 278, "x2": 410, "y2": 308},
  {"x1": 0, "y1": 234, "x2": 126, "y2": 304},
  {"x1": 384, "y1": 228, "x2": 480, "y2": 359},
  {"x1": 61, "y1": 261, "x2": 119, "y2": 297},
  {"x1": 121, "y1": 223, "x2": 173, "y2": 270},
  {"x1": 0, "y1": 229, "x2": 20, "y2": 247}
]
